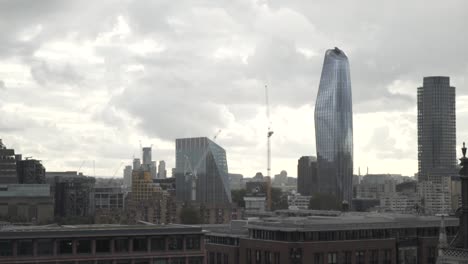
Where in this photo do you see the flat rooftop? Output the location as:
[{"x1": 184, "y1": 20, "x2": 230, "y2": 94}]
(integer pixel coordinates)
[
  {"x1": 247, "y1": 212, "x2": 459, "y2": 232},
  {"x1": 0, "y1": 223, "x2": 204, "y2": 239}
]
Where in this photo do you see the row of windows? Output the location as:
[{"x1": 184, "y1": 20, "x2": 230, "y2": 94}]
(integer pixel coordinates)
[
  {"x1": 25, "y1": 257, "x2": 204, "y2": 264},
  {"x1": 208, "y1": 251, "x2": 229, "y2": 264},
  {"x1": 246, "y1": 249, "x2": 281, "y2": 264},
  {"x1": 0, "y1": 236, "x2": 201, "y2": 257},
  {"x1": 250, "y1": 226, "x2": 457, "y2": 242}
]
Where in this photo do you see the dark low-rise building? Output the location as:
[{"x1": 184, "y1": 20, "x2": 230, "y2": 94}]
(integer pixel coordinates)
[
  {"x1": 0, "y1": 223, "x2": 205, "y2": 264},
  {"x1": 0, "y1": 184, "x2": 53, "y2": 223},
  {"x1": 205, "y1": 212, "x2": 458, "y2": 264}
]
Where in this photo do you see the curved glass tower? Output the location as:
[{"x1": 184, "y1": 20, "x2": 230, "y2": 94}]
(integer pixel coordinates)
[{"x1": 314, "y1": 47, "x2": 353, "y2": 204}]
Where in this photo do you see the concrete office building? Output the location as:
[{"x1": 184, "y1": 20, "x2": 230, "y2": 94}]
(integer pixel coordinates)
[
  {"x1": 417, "y1": 76, "x2": 457, "y2": 182},
  {"x1": 314, "y1": 47, "x2": 354, "y2": 204},
  {"x1": 175, "y1": 137, "x2": 231, "y2": 206},
  {"x1": 297, "y1": 156, "x2": 317, "y2": 196},
  {"x1": 0, "y1": 139, "x2": 18, "y2": 184},
  {"x1": 0, "y1": 184, "x2": 53, "y2": 223},
  {"x1": 205, "y1": 213, "x2": 457, "y2": 264},
  {"x1": 0, "y1": 223, "x2": 205, "y2": 264}
]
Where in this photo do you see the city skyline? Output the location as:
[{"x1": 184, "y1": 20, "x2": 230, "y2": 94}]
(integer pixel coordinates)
[{"x1": 1, "y1": 1, "x2": 468, "y2": 178}]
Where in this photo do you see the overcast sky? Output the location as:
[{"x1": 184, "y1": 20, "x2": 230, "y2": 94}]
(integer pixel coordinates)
[{"x1": 0, "y1": 0, "x2": 467, "y2": 178}]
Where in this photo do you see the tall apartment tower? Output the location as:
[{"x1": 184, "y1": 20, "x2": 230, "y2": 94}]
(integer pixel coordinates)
[
  {"x1": 175, "y1": 137, "x2": 231, "y2": 206},
  {"x1": 297, "y1": 156, "x2": 318, "y2": 196},
  {"x1": 417, "y1": 76, "x2": 457, "y2": 182},
  {"x1": 123, "y1": 165, "x2": 132, "y2": 187},
  {"x1": 0, "y1": 139, "x2": 18, "y2": 184},
  {"x1": 314, "y1": 47, "x2": 354, "y2": 204},
  {"x1": 158, "y1": 160, "x2": 167, "y2": 179}
]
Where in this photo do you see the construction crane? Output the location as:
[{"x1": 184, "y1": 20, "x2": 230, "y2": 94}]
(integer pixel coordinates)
[
  {"x1": 184, "y1": 130, "x2": 222, "y2": 201},
  {"x1": 265, "y1": 85, "x2": 274, "y2": 178},
  {"x1": 112, "y1": 162, "x2": 124, "y2": 177},
  {"x1": 77, "y1": 160, "x2": 86, "y2": 173},
  {"x1": 265, "y1": 85, "x2": 274, "y2": 211}
]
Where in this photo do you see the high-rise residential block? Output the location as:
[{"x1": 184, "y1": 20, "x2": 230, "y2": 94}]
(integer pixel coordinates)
[
  {"x1": 297, "y1": 156, "x2": 318, "y2": 196},
  {"x1": 123, "y1": 165, "x2": 132, "y2": 187},
  {"x1": 175, "y1": 137, "x2": 231, "y2": 206},
  {"x1": 314, "y1": 47, "x2": 354, "y2": 204},
  {"x1": 142, "y1": 147, "x2": 152, "y2": 166},
  {"x1": 0, "y1": 139, "x2": 18, "y2": 184},
  {"x1": 417, "y1": 76, "x2": 457, "y2": 182},
  {"x1": 158, "y1": 160, "x2": 167, "y2": 179}
]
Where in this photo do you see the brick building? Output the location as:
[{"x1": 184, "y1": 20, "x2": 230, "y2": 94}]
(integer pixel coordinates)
[
  {"x1": 0, "y1": 223, "x2": 205, "y2": 264},
  {"x1": 205, "y1": 212, "x2": 459, "y2": 264}
]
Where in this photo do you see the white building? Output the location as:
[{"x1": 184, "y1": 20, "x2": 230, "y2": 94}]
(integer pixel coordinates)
[{"x1": 287, "y1": 194, "x2": 311, "y2": 210}]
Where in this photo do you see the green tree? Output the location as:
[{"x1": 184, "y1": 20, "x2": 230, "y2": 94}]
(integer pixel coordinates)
[
  {"x1": 271, "y1": 187, "x2": 288, "y2": 210},
  {"x1": 179, "y1": 205, "x2": 201, "y2": 224},
  {"x1": 231, "y1": 189, "x2": 247, "y2": 207},
  {"x1": 308, "y1": 193, "x2": 342, "y2": 210}
]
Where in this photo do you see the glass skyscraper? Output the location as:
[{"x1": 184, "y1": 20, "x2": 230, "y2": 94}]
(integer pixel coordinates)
[
  {"x1": 417, "y1": 76, "x2": 456, "y2": 182},
  {"x1": 175, "y1": 137, "x2": 231, "y2": 206},
  {"x1": 314, "y1": 47, "x2": 353, "y2": 204}
]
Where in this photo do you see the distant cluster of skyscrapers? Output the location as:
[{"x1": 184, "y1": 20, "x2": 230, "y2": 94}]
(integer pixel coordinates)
[{"x1": 296, "y1": 47, "x2": 457, "y2": 212}]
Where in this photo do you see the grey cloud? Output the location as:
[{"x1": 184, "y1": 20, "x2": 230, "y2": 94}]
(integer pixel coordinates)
[
  {"x1": 0, "y1": 80, "x2": 5, "y2": 90},
  {"x1": 30, "y1": 60, "x2": 84, "y2": 86}
]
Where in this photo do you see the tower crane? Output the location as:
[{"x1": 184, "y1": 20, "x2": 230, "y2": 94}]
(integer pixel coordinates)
[
  {"x1": 265, "y1": 85, "x2": 274, "y2": 211},
  {"x1": 265, "y1": 85, "x2": 274, "y2": 178},
  {"x1": 184, "y1": 130, "x2": 222, "y2": 201}
]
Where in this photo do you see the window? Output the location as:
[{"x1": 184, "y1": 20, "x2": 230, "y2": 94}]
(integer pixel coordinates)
[
  {"x1": 427, "y1": 247, "x2": 436, "y2": 264},
  {"x1": 265, "y1": 251, "x2": 272, "y2": 264},
  {"x1": 77, "y1": 239, "x2": 92, "y2": 254},
  {"x1": 217, "y1": 252, "x2": 222, "y2": 264},
  {"x1": 58, "y1": 240, "x2": 73, "y2": 255},
  {"x1": 36, "y1": 239, "x2": 53, "y2": 256},
  {"x1": 356, "y1": 251, "x2": 365, "y2": 264},
  {"x1": 96, "y1": 239, "x2": 111, "y2": 253},
  {"x1": 343, "y1": 251, "x2": 352, "y2": 264},
  {"x1": 383, "y1": 249, "x2": 392, "y2": 264},
  {"x1": 186, "y1": 236, "x2": 200, "y2": 250},
  {"x1": 170, "y1": 258, "x2": 185, "y2": 264},
  {"x1": 17, "y1": 240, "x2": 33, "y2": 256},
  {"x1": 290, "y1": 248, "x2": 302, "y2": 261},
  {"x1": 168, "y1": 236, "x2": 183, "y2": 250},
  {"x1": 188, "y1": 257, "x2": 204, "y2": 264},
  {"x1": 255, "y1": 250, "x2": 262, "y2": 264},
  {"x1": 151, "y1": 237, "x2": 165, "y2": 251},
  {"x1": 327, "y1": 252, "x2": 337, "y2": 264},
  {"x1": 246, "y1": 249, "x2": 252, "y2": 264},
  {"x1": 224, "y1": 253, "x2": 229, "y2": 264},
  {"x1": 210, "y1": 252, "x2": 215, "y2": 264},
  {"x1": 114, "y1": 238, "x2": 129, "y2": 253},
  {"x1": 154, "y1": 259, "x2": 168, "y2": 264},
  {"x1": 314, "y1": 252, "x2": 324, "y2": 264},
  {"x1": 369, "y1": 250, "x2": 378, "y2": 264},
  {"x1": 133, "y1": 237, "x2": 147, "y2": 252},
  {"x1": 274, "y1": 252, "x2": 280, "y2": 264}
]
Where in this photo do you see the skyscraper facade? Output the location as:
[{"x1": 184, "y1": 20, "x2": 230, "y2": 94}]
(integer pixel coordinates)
[
  {"x1": 297, "y1": 156, "x2": 318, "y2": 196},
  {"x1": 417, "y1": 76, "x2": 456, "y2": 182},
  {"x1": 314, "y1": 47, "x2": 353, "y2": 203},
  {"x1": 158, "y1": 160, "x2": 167, "y2": 179},
  {"x1": 175, "y1": 137, "x2": 231, "y2": 206}
]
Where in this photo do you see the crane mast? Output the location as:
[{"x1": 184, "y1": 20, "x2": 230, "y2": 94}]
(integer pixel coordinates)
[{"x1": 265, "y1": 85, "x2": 274, "y2": 178}]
